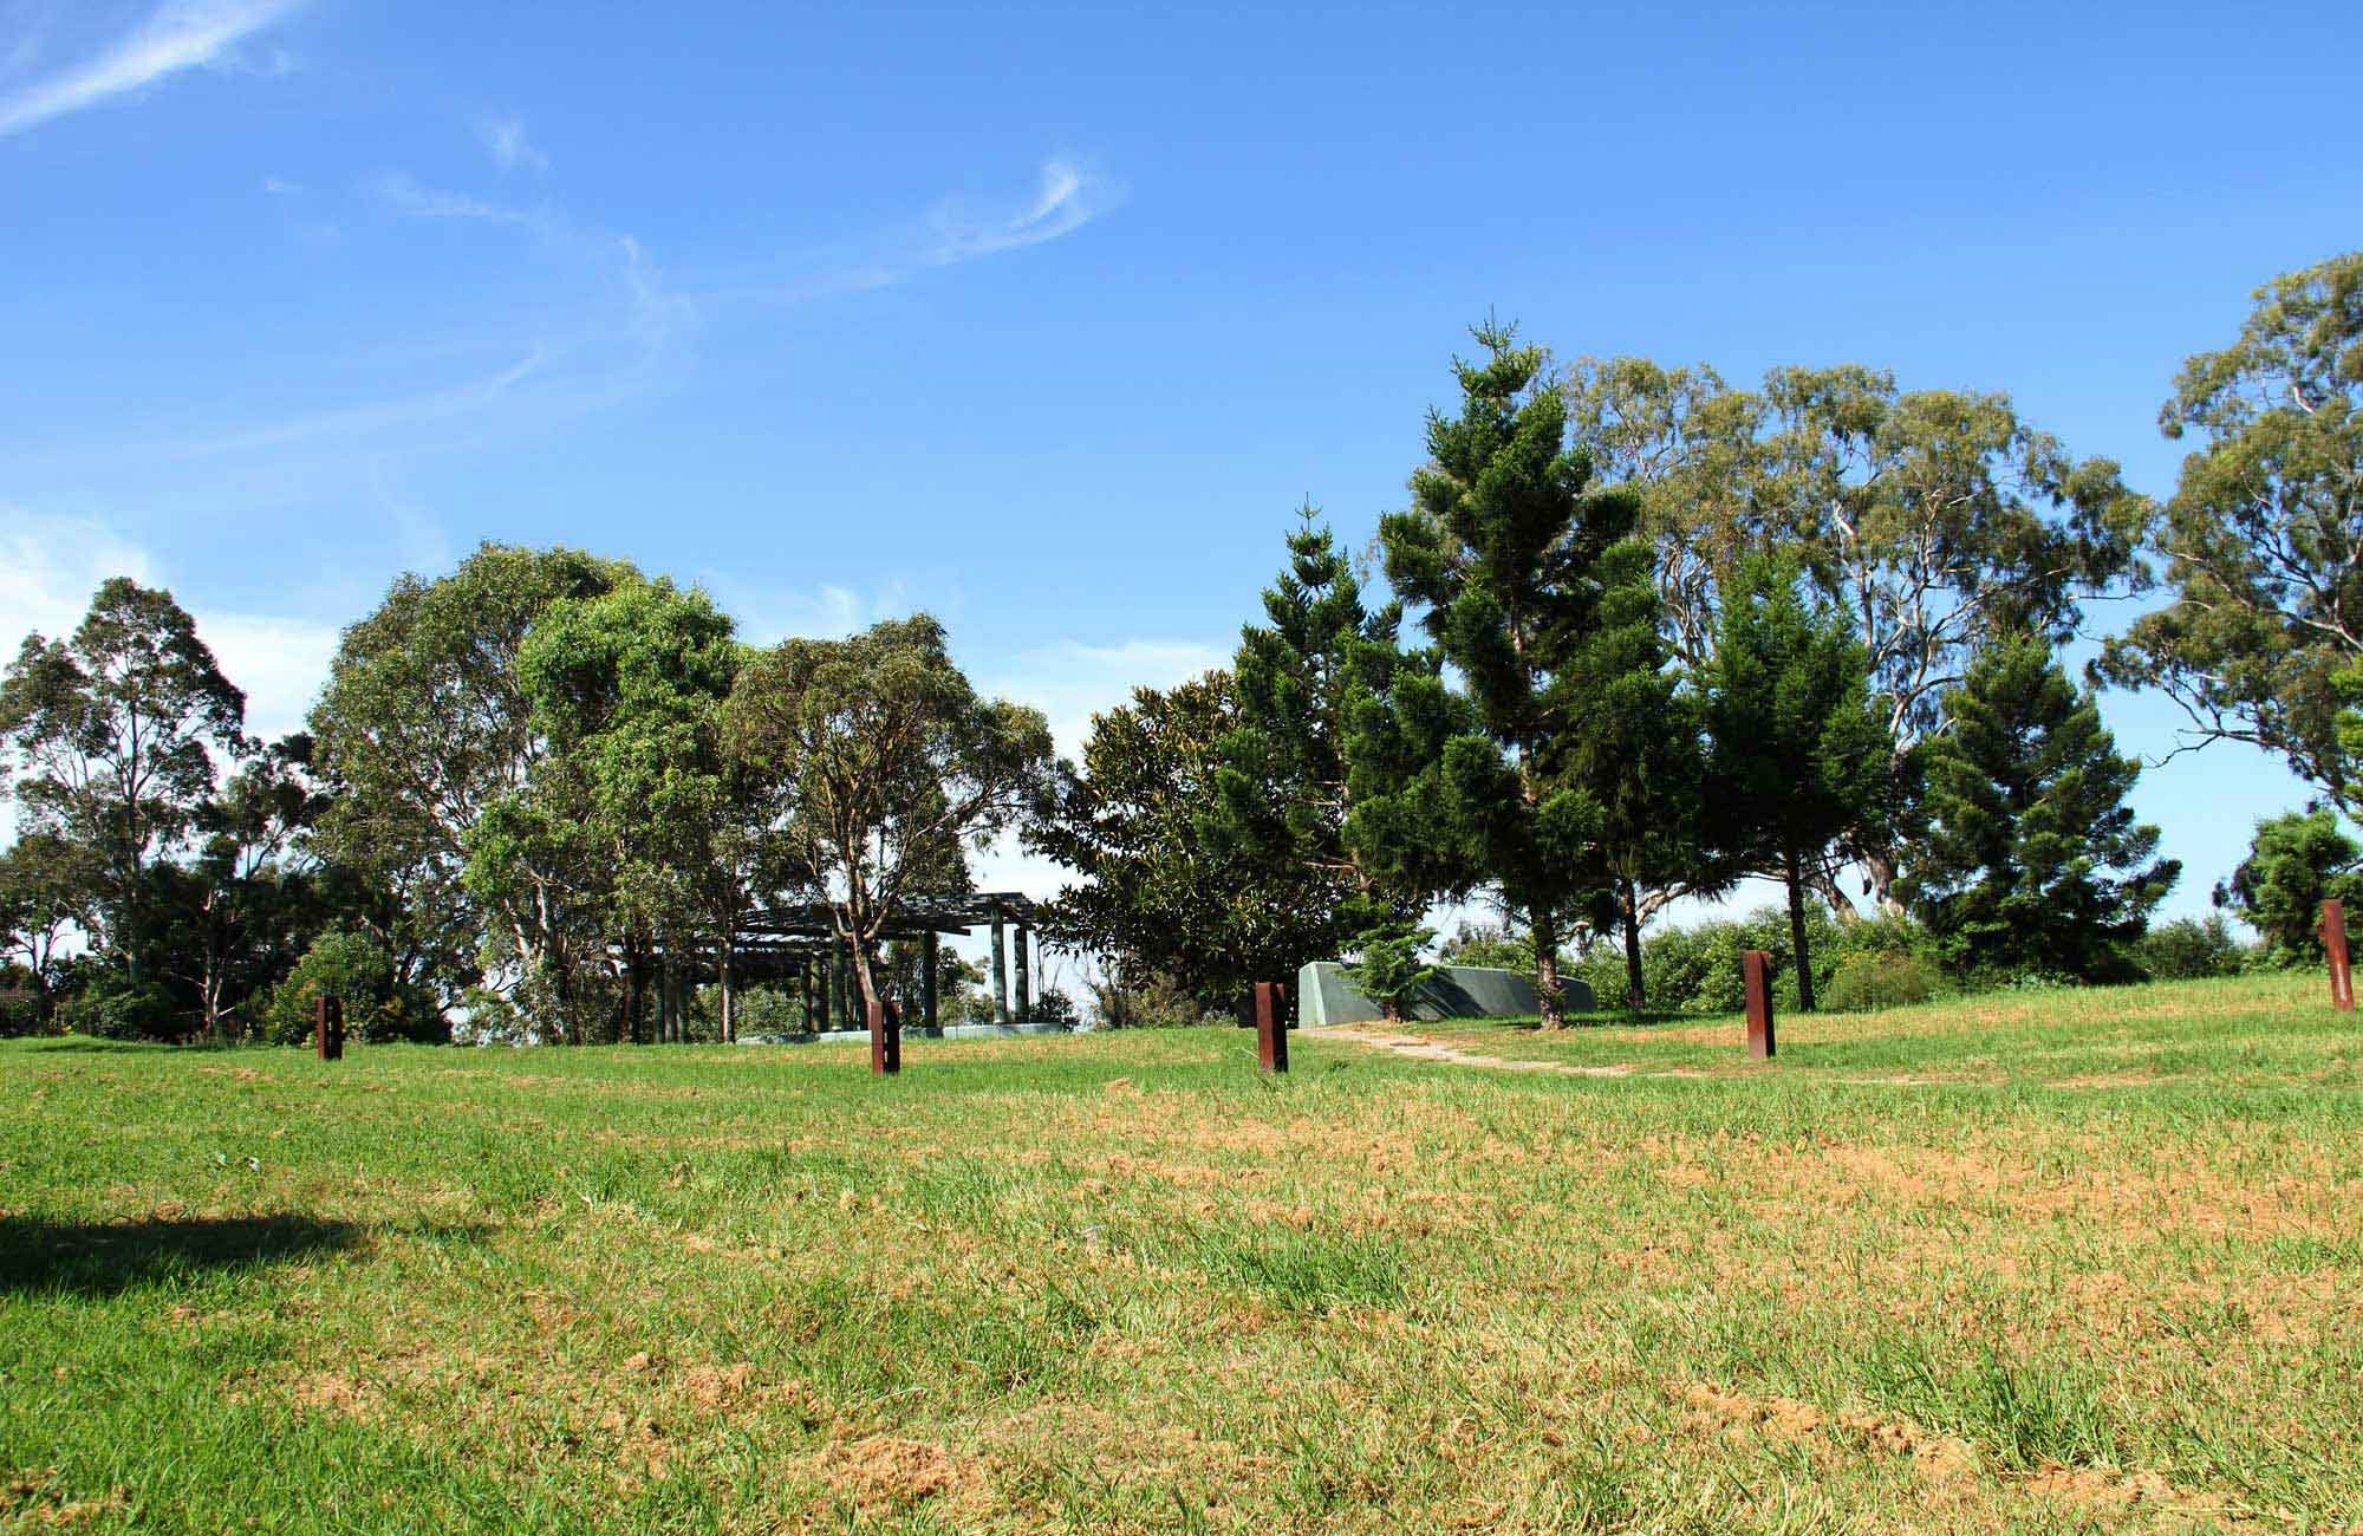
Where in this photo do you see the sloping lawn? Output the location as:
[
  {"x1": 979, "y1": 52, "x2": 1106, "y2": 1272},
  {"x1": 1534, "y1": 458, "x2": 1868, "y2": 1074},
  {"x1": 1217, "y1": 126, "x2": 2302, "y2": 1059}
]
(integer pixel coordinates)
[{"x1": 4, "y1": 975, "x2": 2359, "y2": 1532}]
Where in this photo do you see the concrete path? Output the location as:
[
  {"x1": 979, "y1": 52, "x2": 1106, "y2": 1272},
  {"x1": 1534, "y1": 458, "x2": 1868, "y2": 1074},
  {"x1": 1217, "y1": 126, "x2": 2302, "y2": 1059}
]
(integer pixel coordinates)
[{"x1": 1299, "y1": 1024, "x2": 1648, "y2": 1077}]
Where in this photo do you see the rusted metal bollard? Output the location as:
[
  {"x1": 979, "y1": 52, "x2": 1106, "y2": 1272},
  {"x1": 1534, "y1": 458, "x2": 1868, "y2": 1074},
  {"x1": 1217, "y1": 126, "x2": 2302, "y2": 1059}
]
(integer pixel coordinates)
[
  {"x1": 314, "y1": 994, "x2": 345, "y2": 1061},
  {"x1": 1741, "y1": 950, "x2": 1775, "y2": 1060},
  {"x1": 1254, "y1": 981, "x2": 1288, "y2": 1074},
  {"x1": 2324, "y1": 900, "x2": 2355, "y2": 1012},
  {"x1": 867, "y1": 996, "x2": 901, "y2": 1076}
]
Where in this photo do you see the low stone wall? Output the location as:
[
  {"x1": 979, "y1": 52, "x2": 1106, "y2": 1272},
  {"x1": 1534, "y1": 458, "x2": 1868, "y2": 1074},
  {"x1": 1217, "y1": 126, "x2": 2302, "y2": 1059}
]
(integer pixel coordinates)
[{"x1": 1294, "y1": 960, "x2": 1592, "y2": 1026}]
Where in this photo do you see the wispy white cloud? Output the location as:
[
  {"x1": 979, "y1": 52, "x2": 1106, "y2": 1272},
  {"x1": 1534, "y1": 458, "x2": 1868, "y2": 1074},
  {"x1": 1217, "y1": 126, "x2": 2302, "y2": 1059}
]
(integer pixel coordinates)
[
  {"x1": 174, "y1": 347, "x2": 549, "y2": 456},
  {"x1": 721, "y1": 157, "x2": 1123, "y2": 304},
  {"x1": 477, "y1": 112, "x2": 547, "y2": 174},
  {"x1": 922, "y1": 158, "x2": 1115, "y2": 265},
  {"x1": 0, "y1": 0, "x2": 307, "y2": 138},
  {"x1": 366, "y1": 169, "x2": 536, "y2": 226}
]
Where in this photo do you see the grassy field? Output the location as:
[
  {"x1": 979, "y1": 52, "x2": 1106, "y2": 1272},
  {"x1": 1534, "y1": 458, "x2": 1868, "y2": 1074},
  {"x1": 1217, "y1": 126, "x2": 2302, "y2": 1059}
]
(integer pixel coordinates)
[{"x1": 4, "y1": 975, "x2": 2360, "y2": 1533}]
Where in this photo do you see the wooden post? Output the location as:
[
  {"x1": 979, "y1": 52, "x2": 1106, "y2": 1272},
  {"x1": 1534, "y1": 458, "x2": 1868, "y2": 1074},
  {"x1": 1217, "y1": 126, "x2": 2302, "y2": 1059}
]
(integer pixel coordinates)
[
  {"x1": 990, "y1": 913, "x2": 1009, "y2": 1023},
  {"x1": 314, "y1": 994, "x2": 344, "y2": 1061},
  {"x1": 921, "y1": 930, "x2": 940, "y2": 1035},
  {"x1": 1742, "y1": 949, "x2": 1775, "y2": 1060},
  {"x1": 1013, "y1": 922, "x2": 1032, "y2": 1021},
  {"x1": 2324, "y1": 899, "x2": 2355, "y2": 1012},
  {"x1": 1254, "y1": 981, "x2": 1288, "y2": 1073},
  {"x1": 868, "y1": 995, "x2": 901, "y2": 1076}
]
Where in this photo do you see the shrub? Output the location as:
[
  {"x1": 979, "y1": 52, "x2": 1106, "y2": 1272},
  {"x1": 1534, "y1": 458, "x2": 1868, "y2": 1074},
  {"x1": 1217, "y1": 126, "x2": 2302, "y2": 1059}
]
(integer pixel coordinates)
[
  {"x1": 2134, "y1": 915, "x2": 2255, "y2": 980},
  {"x1": 262, "y1": 928, "x2": 444, "y2": 1045},
  {"x1": 1343, "y1": 924, "x2": 1440, "y2": 1022},
  {"x1": 1823, "y1": 951, "x2": 1943, "y2": 1013},
  {"x1": 57, "y1": 969, "x2": 185, "y2": 1040}
]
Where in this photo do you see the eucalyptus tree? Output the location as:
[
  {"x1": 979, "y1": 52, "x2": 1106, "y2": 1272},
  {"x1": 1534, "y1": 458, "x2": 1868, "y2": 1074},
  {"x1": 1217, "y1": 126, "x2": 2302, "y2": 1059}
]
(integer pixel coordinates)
[
  {"x1": 0, "y1": 577, "x2": 246, "y2": 975},
  {"x1": 2099, "y1": 251, "x2": 2363, "y2": 812},
  {"x1": 517, "y1": 577, "x2": 743, "y2": 1037},
  {"x1": 311, "y1": 543, "x2": 632, "y2": 1025},
  {"x1": 1564, "y1": 358, "x2": 2147, "y2": 908},
  {"x1": 1359, "y1": 322, "x2": 1655, "y2": 1027},
  {"x1": 725, "y1": 615, "x2": 1053, "y2": 1020}
]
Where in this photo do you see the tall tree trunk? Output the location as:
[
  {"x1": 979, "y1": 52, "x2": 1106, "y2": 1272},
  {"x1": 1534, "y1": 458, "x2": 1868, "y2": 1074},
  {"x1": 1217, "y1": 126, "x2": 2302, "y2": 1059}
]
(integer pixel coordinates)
[
  {"x1": 1534, "y1": 908, "x2": 1565, "y2": 1030},
  {"x1": 1785, "y1": 845, "x2": 1817, "y2": 1013},
  {"x1": 1620, "y1": 875, "x2": 1646, "y2": 1012}
]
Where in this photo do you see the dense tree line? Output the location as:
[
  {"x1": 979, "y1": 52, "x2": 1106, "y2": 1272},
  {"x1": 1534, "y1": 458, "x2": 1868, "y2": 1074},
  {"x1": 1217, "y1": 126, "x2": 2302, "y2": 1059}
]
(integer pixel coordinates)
[
  {"x1": 2, "y1": 555, "x2": 1049, "y2": 1041},
  {"x1": 1044, "y1": 252, "x2": 2363, "y2": 1023},
  {"x1": 4, "y1": 250, "x2": 2358, "y2": 1040}
]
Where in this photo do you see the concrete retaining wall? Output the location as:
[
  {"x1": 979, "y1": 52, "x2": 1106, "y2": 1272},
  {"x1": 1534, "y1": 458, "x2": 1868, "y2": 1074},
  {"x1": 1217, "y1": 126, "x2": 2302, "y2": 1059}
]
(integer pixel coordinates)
[{"x1": 1295, "y1": 960, "x2": 1592, "y2": 1026}]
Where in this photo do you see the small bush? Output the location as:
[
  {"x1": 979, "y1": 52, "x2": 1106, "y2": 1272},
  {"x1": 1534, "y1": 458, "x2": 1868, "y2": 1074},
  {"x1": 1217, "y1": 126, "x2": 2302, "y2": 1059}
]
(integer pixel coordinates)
[
  {"x1": 1343, "y1": 924, "x2": 1440, "y2": 1021},
  {"x1": 2134, "y1": 915, "x2": 2255, "y2": 980},
  {"x1": 56, "y1": 970, "x2": 185, "y2": 1040},
  {"x1": 1823, "y1": 951, "x2": 1942, "y2": 1013},
  {"x1": 262, "y1": 928, "x2": 444, "y2": 1045}
]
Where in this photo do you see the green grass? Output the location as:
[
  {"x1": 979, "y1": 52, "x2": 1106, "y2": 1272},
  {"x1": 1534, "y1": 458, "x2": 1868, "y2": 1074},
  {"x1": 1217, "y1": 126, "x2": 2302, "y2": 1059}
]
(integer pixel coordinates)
[{"x1": 4, "y1": 975, "x2": 2361, "y2": 1532}]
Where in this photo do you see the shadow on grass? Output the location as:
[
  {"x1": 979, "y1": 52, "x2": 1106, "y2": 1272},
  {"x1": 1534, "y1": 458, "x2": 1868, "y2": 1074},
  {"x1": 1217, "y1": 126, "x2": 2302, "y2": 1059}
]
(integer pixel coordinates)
[{"x1": 0, "y1": 1214, "x2": 367, "y2": 1297}]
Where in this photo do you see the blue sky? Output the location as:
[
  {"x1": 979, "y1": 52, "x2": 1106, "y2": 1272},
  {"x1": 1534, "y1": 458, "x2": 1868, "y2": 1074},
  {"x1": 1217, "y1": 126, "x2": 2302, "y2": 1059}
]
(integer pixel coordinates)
[{"x1": 4, "y1": 0, "x2": 2360, "y2": 935}]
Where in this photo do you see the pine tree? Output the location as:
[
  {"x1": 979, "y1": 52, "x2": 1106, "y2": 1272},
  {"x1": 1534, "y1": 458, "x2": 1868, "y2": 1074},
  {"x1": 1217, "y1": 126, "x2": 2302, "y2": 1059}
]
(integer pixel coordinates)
[
  {"x1": 1564, "y1": 557, "x2": 1711, "y2": 1010},
  {"x1": 1206, "y1": 505, "x2": 1424, "y2": 968},
  {"x1": 1703, "y1": 554, "x2": 1891, "y2": 1011},
  {"x1": 1354, "y1": 322, "x2": 1655, "y2": 1027},
  {"x1": 1903, "y1": 637, "x2": 2178, "y2": 980}
]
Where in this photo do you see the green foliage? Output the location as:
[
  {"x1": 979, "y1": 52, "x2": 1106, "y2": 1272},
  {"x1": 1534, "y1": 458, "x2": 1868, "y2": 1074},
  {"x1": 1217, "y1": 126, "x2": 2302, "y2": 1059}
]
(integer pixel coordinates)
[
  {"x1": 724, "y1": 615, "x2": 1054, "y2": 1017},
  {"x1": 1341, "y1": 923, "x2": 1440, "y2": 1022},
  {"x1": 0, "y1": 578, "x2": 245, "y2": 968},
  {"x1": 1035, "y1": 673, "x2": 1327, "y2": 1010},
  {"x1": 1206, "y1": 505, "x2": 1425, "y2": 967},
  {"x1": 54, "y1": 966, "x2": 184, "y2": 1040},
  {"x1": 1567, "y1": 355, "x2": 2147, "y2": 904},
  {"x1": 262, "y1": 927, "x2": 441, "y2": 1045},
  {"x1": 2133, "y1": 914, "x2": 2257, "y2": 981},
  {"x1": 2215, "y1": 808, "x2": 2363, "y2": 963},
  {"x1": 1701, "y1": 553, "x2": 1893, "y2": 1009},
  {"x1": 1904, "y1": 638, "x2": 2178, "y2": 982},
  {"x1": 1822, "y1": 950, "x2": 1943, "y2": 1014},
  {"x1": 1355, "y1": 321, "x2": 1652, "y2": 1024},
  {"x1": 0, "y1": 832, "x2": 90, "y2": 987},
  {"x1": 1437, "y1": 920, "x2": 1557, "y2": 980},
  {"x1": 2100, "y1": 252, "x2": 2363, "y2": 812},
  {"x1": 312, "y1": 543, "x2": 635, "y2": 1031}
]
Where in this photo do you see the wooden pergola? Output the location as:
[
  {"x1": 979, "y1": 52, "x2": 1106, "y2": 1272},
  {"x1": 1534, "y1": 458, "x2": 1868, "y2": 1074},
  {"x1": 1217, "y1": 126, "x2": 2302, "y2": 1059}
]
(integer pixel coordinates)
[{"x1": 651, "y1": 892, "x2": 1042, "y2": 1037}]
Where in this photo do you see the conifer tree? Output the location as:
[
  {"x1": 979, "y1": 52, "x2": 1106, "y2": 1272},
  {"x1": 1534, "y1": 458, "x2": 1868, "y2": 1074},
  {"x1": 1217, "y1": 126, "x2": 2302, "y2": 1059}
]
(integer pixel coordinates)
[
  {"x1": 1208, "y1": 504, "x2": 1424, "y2": 970},
  {"x1": 1703, "y1": 554, "x2": 1891, "y2": 1010},
  {"x1": 1902, "y1": 637, "x2": 2178, "y2": 980},
  {"x1": 1357, "y1": 322, "x2": 1655, "y2": 1027},
  {"x1": 1565, "y1": 557, "x2": 1712, "y2": 1010}
]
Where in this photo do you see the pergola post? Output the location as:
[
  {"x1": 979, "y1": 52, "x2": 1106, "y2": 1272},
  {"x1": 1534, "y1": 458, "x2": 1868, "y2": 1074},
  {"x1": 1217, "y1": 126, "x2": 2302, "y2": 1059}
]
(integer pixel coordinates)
[
  {"x1": 922, "y1": 930, "x2": 940, "y2": 1034},
  {"x1": 835, "y1": 941, "x2": 854, "y2": 1031},
  {"x1": 1013, "y1": 923, "x2": 1032, "y2": 1021},
  {"x1": 991, "y1": 911, "x2": 1009, "y2": 1024}
]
